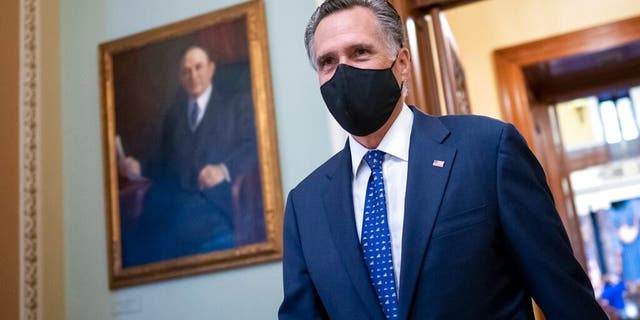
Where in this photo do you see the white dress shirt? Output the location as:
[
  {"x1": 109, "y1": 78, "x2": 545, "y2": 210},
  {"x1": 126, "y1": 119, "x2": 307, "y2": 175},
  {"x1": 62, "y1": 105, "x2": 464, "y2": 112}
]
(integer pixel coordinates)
[
  {"x1": 349, "y1": 104, "x2": 413, "y2": 293},
  {"x1": 187, "y1": 84, "x2": 212, "y2": 129}
]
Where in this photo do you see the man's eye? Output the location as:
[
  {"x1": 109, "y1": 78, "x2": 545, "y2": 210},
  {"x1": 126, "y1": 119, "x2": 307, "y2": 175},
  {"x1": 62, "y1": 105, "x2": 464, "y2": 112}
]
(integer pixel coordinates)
[{"x1": 318, "y1": 58, "x2": 335, "y2": 69}]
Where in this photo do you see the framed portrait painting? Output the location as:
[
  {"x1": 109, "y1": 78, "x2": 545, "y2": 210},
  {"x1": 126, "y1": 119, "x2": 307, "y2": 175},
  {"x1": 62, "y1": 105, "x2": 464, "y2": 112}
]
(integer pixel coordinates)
[{"x1": 99, "y1": 0, "x2": 283, "y2": 288}]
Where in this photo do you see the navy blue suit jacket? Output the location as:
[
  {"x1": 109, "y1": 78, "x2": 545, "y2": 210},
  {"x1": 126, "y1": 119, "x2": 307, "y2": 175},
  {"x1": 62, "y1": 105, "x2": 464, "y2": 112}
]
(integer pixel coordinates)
[{"x1": 279, "y1": 108, "x2": 606, "y2": 319}]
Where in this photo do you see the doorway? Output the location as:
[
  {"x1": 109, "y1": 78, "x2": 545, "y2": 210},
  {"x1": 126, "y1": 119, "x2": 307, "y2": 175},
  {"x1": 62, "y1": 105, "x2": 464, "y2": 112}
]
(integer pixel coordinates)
[
  {"x1": 555, "y1": 90, "x2": 640, "y2": 319},
  {"x1": 495, "y1": 15, "x2": 640, "y2": 319}
]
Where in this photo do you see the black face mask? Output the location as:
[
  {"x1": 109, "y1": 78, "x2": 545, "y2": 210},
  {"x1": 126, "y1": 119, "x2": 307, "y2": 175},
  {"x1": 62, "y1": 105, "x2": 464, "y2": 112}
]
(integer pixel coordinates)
[{"x1": 320, "y1": 61, "x2": 401, "y2": 136}]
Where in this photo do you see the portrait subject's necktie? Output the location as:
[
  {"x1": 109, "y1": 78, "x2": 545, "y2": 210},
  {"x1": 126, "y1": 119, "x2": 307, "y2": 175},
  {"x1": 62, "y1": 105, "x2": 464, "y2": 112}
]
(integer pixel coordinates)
[
  {"x1": 362, "y1": 150, "x2": 399, "y2": 319},
  {"x1": 189, "y1": 101, "x2": 199, "y2": 131}
]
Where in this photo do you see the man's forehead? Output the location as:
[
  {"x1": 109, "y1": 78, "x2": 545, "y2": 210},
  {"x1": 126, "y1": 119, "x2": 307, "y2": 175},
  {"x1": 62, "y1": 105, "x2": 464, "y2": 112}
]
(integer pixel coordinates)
[
  {"x1": 313, "y1": 9, "x2": 384, "y2": 58},
  {"x1": 182, "y1": 47, "x2": 210, "y2": 65}
]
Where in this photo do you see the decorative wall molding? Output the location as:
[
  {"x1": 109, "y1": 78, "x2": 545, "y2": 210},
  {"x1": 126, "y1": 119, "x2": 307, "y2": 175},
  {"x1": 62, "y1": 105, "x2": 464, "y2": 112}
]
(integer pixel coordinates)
[{"x1": 20, "y1": 0, "x2": 39, "y2": 318}]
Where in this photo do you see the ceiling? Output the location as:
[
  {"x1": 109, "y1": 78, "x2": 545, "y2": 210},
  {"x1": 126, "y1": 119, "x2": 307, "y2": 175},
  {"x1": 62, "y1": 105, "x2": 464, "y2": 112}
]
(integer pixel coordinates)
[{"x1": 522, "y1": 40, "x2": 640, "y2": 104}]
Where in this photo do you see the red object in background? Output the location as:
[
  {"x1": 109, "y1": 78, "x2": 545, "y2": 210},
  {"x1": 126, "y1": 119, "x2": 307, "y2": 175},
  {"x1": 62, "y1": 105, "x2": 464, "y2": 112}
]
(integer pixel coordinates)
[{"x1": 195, "y1": 17, "x2": 248, "y2": 64}]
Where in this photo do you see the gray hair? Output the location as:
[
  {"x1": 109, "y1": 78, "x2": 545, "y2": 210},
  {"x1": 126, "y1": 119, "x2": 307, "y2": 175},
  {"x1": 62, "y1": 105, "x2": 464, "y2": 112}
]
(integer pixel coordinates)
[{"x1": 304, "y1": 0, "x2": 405, "y2": 69}]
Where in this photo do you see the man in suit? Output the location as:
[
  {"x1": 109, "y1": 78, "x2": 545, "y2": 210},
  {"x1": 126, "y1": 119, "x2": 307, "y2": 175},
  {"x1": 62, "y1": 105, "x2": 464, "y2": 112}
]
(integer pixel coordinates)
[
  {"x1": 278, "y1": 1, "x2": 608, "y2": 319},
  {"x1": 122, "y1": 45, "x2": 258, "y2": 265}
]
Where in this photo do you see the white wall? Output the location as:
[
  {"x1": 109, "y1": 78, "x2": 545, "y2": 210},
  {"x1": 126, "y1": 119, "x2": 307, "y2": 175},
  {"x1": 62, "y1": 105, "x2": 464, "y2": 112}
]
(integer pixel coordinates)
[
  {"x1": 445, "y1": 0, "x2": 640, "y2": 119},
  {"x1": 61, "y1": 0, "x2": 329, "y2": 319}
]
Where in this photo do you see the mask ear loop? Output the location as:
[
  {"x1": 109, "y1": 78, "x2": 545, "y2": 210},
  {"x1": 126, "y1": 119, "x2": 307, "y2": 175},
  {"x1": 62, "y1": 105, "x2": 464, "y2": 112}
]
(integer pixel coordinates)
[
  {"x1": 389, "y1": 55, "x2": 398, "y2": 69},
  {"x1": 389, "y1": 51, "x2": 404, "y2": 92}
]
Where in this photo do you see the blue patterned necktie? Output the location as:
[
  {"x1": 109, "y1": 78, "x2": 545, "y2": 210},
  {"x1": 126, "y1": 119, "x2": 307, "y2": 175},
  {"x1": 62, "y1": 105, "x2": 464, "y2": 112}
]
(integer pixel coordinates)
[
  {"x1": 362, "y1": 150, "x2": 399, "y2": 319},
  {"x1": 189, "y1": 101, "x2": 199, "y2": 131}
]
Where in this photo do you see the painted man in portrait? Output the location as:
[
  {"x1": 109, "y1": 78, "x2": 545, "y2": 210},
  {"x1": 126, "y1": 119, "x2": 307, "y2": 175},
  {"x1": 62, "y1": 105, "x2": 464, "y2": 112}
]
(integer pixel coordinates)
[{"x1": 120, "y1": 45, "x2": 260, "y2": 266}]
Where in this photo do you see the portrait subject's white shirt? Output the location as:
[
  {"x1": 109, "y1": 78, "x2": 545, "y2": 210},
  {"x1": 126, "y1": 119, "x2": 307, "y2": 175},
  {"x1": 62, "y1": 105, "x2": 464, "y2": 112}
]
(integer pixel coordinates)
[
  {"x1": 188, "y1": 84, "x2": 212, "y2": 129},
  {"x1": 349, "y1": 104, "x2": 413, "y2": 294}
]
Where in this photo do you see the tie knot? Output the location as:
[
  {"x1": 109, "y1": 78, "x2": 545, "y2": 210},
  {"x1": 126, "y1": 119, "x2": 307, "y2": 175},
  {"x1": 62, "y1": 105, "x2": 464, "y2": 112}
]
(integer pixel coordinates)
[{"x1": 364, "y1": 150, "x2": 385, "y2": 170}]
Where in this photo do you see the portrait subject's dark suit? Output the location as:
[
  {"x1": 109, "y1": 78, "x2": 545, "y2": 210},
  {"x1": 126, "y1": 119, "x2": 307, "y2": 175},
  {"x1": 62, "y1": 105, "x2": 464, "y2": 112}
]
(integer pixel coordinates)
[
  {"x1": 123, "y1": 72, "x2": 258, "y2": 266},
  {"x1": 279, "y1": 107, "x2": 607, "y2": 319}
]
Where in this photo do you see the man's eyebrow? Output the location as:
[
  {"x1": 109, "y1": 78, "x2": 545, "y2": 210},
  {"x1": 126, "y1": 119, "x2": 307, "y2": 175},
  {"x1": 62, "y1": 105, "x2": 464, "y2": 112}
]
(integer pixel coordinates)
[
  {"x1": 315, "y1": 43, "x2": 374, "y2": 63},
  {"x1": 350, "y1": 43, "x2": 374, "y2": 51}
]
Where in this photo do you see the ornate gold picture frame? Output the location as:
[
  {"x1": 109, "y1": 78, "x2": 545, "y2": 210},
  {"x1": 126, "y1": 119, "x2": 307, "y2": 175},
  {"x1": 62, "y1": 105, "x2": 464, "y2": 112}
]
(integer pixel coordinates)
[{"x1": 99, "y1": 0, "x2": 282, "y2": 288}]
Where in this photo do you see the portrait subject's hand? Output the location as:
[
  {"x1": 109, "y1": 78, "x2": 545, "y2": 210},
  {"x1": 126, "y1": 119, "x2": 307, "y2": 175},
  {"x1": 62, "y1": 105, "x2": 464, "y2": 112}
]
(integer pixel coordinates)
[
  {"x1": 198, "y1": 164, "x2": 228, "y2": 190},
  {"x1": 118, "y1": 156, "x2": 142, "y2": 179}
]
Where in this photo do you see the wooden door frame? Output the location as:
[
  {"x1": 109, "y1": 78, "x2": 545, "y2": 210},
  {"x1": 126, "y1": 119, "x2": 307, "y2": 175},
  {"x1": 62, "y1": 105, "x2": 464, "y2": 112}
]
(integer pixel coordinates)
[
  {"x1": 0, "y1": 0, "x2": 21, "y2": 318},
  {"x1": 494, "y1": 15, "x2": 640, "y2": 147},
  {"x1": 391, "y1": 0, "x2": 483, "y2": 115},
  {"x1": 494, "y1": 16, "x2": 640, "y2": 266}
]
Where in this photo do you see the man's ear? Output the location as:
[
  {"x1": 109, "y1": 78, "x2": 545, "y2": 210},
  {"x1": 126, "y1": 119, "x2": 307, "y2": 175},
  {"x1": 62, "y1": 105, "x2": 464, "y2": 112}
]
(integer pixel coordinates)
[
  {"x1": 208, "y1": 61, "x2": 216, "y2": 77},
  {"x1": 397, "y1": 47, "x2": 411, "y2": 82}
]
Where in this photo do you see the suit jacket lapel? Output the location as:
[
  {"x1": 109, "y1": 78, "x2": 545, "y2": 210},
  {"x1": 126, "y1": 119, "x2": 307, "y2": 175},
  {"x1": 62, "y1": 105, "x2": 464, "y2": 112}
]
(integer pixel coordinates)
[
  {"x1": 323, "y1": 142, "x2": 385, "y2": 320},
  {"x1": 398, "y1": 109, "x2": 457, "y2": 319}
]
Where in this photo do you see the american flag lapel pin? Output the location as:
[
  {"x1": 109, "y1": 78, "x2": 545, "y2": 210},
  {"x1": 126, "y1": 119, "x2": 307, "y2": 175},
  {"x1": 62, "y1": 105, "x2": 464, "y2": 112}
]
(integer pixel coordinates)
[{"x1": 432, "y1": 160, "x2": 445, "y2": 168}]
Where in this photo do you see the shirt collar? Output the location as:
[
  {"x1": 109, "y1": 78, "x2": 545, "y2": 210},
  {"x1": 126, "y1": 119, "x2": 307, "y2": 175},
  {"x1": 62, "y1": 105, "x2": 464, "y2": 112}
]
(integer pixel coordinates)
[
  {"x1": 349, "y1": 103, "x2": 413, "y2": 176},
  {"x1": 189, "y1": 84, "x2": 213, "y2": 112}
]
